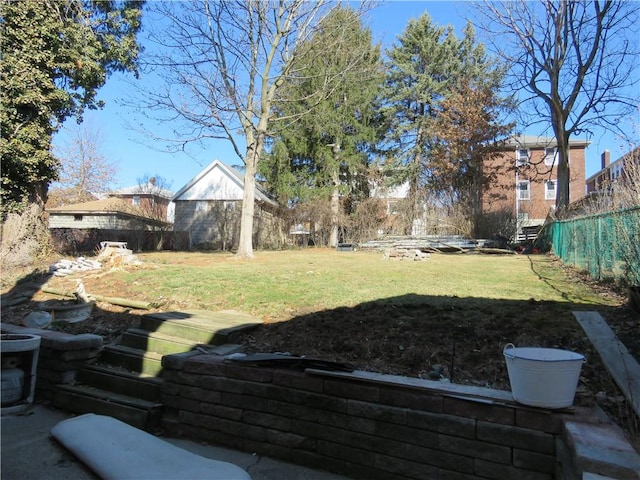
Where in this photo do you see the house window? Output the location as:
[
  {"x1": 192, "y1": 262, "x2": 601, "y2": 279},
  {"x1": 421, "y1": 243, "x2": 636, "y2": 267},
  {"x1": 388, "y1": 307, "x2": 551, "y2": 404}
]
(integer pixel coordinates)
[
  {"x1": 132, "y1": 196, "x2": 140, "y2": 206},
  {"x1": 74, "y1": 214, "x2": 83, "y2": 221},
  {"x1": 545, "y1": 180, "x2": 557, "y2": 200},
  {"x1": 544, "y1": 147, "x2": 557, "y2": 166},
  {"x1": 516, "y1": 149, "x2": 529, "y2": 166},
  {"x1": 517, "y1": 180, "x2": 531, "y2": 200}
]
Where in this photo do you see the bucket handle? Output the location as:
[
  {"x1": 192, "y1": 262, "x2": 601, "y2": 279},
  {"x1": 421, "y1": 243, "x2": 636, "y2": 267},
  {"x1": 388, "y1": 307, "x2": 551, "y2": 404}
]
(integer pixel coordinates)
[{"x1": 503, "y1": 343, "x2": 516, "y2": 359}]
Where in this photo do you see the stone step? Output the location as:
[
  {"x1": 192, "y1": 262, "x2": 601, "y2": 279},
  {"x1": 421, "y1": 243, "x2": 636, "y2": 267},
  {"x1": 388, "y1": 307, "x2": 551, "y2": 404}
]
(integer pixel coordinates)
[
  {"x1": 139, "y1": 310, "x2": 263, "y2": 344},
  {"x1": 78, "y1": 364, "x2": 163, "y2": 402},
  {"x1": 100, "y1": 345, "x2": 165, "y2": 377},
  {"x1": 121, "y1": 329, "x2": 203, "y2": 356},
  {"x1": 53, "y1": 384, "x2": 163, "y2": 431}
]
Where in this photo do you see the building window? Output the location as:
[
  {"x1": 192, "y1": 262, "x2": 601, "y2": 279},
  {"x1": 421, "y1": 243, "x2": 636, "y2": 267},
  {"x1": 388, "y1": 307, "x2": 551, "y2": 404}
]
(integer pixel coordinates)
[
  {"x1": 517, "y1": 180, "x2": 531, "y2": 200},
  {"x1": 545, "y1": 180, "x2": 557, "y2": 200},
  {"x1": 73, "y1": 214, "x2": 83, "y2": 221},
  {"x1": 132, "y1": 196, "x2": 140, "y2": 206},
  {"x1": 544, "y1": 147, "x2": 557, "y2": 166},
  {"x1": 516, "y1": 149, "x2": 529, "y2": 167}
]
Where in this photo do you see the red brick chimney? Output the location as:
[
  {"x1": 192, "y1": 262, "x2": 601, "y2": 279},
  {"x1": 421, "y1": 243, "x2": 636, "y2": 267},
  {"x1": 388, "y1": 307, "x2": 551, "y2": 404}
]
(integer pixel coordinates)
[{"x1": 601, "y1": 150, "x2": 610, "y2": 170}]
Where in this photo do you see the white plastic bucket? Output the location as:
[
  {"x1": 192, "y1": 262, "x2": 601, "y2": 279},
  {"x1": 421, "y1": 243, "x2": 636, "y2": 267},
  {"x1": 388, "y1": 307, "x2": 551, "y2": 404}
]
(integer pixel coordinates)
[{"x1": 503, "y1": 344, "x2": 584, "y2": 409}]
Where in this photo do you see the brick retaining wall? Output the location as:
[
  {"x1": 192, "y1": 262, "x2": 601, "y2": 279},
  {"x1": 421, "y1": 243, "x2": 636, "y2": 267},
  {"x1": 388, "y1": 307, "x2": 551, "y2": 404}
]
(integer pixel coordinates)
[
  {"x1": 1, "y1": 323, "x2": 102, "y2": 399},
  {"x1": 161, "y1": 353, "x2": 575, "y2": 480}
]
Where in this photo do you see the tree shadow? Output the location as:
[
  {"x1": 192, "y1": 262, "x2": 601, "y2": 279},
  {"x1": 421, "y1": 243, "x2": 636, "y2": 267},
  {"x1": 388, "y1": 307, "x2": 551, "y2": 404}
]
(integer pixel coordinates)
[{"x1": 239, "y1": 292, "x2": 623, "y2": 395}]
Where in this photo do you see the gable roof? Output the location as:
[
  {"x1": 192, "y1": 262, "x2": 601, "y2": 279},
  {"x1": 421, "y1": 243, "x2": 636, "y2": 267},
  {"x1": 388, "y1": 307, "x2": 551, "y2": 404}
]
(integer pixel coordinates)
[{"x1": 171, "y1": 159, "x2": 277, "y2": 207}]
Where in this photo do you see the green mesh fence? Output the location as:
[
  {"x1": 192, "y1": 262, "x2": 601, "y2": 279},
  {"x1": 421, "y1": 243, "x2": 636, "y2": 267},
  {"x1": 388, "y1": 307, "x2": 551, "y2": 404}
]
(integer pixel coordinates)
[{"x1": 544, "y1": 205, "x2": 640, "y2": 286}]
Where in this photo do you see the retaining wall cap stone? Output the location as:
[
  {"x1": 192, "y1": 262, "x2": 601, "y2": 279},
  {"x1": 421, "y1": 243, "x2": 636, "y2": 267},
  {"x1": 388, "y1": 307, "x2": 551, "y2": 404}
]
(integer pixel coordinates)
[
  {"x1": 1, "y1": 322, "x2": 102, "y2": 350},
  {"x1": 564, "y1": 421, "x2": 640, "y2": 479}
]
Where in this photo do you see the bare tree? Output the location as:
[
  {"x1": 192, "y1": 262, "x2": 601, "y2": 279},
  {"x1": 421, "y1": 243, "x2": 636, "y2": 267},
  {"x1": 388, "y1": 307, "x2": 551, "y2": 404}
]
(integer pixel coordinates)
[
  {"x1": 132, "y1": 175, "x2": 173, "y2": 221},
  {"x1": 50, "y1": 121, "x2": 118, "y2": 206},
  {"x1": 475, "y1": 1, "x2": 639, "y2": 210},
  {"x1": 135, "y1": 0, "x2": 362, "y2": 257}
]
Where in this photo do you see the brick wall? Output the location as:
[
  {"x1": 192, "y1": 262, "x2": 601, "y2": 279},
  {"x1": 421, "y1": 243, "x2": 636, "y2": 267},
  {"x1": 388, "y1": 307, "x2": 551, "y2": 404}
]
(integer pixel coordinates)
[
  {"x1": 161, "y1": 353, "x2": 568, "y2": 480},
  {"x1": 1, "y1": 323, "x2": 102, "y2": 399}
]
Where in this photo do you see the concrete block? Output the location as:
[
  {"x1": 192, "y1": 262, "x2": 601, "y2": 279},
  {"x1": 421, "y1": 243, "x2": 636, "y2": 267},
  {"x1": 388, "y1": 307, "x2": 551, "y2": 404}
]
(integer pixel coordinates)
[
  {"x1": 477, "y1": 420, "x2": 555, "y2": 453},
  {"x1": 161, "y1": 350, "x2": 201, "y2": 370},
  {"x1": 474, "y1": 459, "x2": 553, "y2": 479},
  {"x1": 375, "y1": 421, "x2": 438, "y2": 448},
  {"x1": 267, "y1": 429, "x2": 315, "y2": 450},
  {"x1": 328, "y1": 443, "x2": 380, "y2": 469},
  {"x1": 346, "y1": 399, "x2": 407, "y2": 424},
  {"x1": 294, "y1": 390, "x2": 347, "y2": 413},
  {"x1": 405, "y1": 444, "x2": 474, "y2": 473},
  {"x1": 268, "y1": 399, "x2": 319, "y2": 422},
  {"x1": 379, "y1": 385, "x2": 443, "y2": 412},
  {"x1": 317, "y1": 410, "x2": 376, "y2": 434},
  {"x1": 291, "y1": 419, "x2": 347, "y2": 444},
  {"x1": 564, "y1": 421, "x2": 640, "y2": 479},
  {"x1": 516, "y1": 407, "x2": 564, "y2": 433},
  {"x1": 242, "y1": 410, "x2": 291, "y2": 431},
  {"x1": 408, "y1": 410, "x2": 476, "y2": 438},
  {"x1": 200, "y1": 375, "x2": 245, "y2": 393},
  {"x1": 272, "y1": 369, "x2": 323, "y2": 392},
  {"x1": 323, "y1": 378, "x2": 381, "y2": 402},
  {"x1": 220, "y1": 391, "x2": 269, "y2": 412},
  {"x1": 199, "y1": 403, "x2": 243, "y2": 421},
  {"x1": 439, "y1": 434, "x2": 512, "y2": 464},
  {"x1": 374, "y1": 452, "x2": 440, "y2": 479},
  {"x1": 513, "y1": 448, "x2": 556, "y2": 473},
  {"x1": 443, "y1": 395, "x2": 515, "y2": 425}
]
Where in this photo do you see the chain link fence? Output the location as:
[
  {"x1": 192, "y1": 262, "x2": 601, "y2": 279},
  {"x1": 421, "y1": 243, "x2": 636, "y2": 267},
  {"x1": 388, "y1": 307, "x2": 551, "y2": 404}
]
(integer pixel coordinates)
[{"x1": 543, "y1": 205, "x2": 640, "y2": 286}]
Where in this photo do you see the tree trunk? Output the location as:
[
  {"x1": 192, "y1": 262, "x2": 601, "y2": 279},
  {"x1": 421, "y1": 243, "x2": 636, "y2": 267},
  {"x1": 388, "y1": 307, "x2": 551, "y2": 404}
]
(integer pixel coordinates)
[
  {"x1": 329, "y1": 143, "x2": 341, "y2": 248},
  {"x1": 329, "y1": 175, "x2": 340, "y2": 248},
  {"x1": 554, "y1": 127, "x2": 571, "y2": 211},
  {"x1": 237, "y1": 142, "x2": 259, "y2": 258}
]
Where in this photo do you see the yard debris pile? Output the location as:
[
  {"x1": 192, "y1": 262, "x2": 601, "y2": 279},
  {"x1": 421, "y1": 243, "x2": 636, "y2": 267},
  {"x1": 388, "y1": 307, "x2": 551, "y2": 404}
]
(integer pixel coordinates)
[
  {"x1": 96, "y1": 242, "x2": 141, "y2": 267},
  {"x1": 48, "y1": 242, "x2": 142, "y2": 276},
  {"x1": 360, "y1": 235, "x2": 478, "y2": 253},
  {"x1": 383, "y1": 248, "x2": 431, "y2": 261},
  {"x1": 49, "y1": 257, "x2": 102, "y2": 277}
]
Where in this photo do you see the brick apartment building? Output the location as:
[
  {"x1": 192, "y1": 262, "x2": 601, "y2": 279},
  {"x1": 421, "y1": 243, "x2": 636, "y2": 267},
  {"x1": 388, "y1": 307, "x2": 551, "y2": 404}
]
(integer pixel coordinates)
[
  {"x1": 586, "y1": 147, "x2": 640, "y2": 196},
  {"x1": 480, "y1": 135, "x2": 590, "y2": 240}
]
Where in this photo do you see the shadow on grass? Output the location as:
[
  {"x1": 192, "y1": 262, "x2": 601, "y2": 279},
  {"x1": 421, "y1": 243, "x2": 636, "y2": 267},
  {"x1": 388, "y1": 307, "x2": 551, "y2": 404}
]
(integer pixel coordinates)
[{"x1": 239, "y1": 292, "x2": 624, "y2": 395}]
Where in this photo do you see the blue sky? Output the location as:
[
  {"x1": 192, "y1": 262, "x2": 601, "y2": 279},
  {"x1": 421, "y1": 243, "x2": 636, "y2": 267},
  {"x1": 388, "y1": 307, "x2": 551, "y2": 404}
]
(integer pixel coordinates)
[{"x1": 52, "y1": 1, "x2": 637, "y2": 193}]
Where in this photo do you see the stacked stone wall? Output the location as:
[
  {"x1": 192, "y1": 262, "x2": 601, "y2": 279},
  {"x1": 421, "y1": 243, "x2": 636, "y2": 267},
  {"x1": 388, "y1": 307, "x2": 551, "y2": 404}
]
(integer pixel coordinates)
[{"x1": 161, "y1": 354, "x2": 568, "y2": 480}]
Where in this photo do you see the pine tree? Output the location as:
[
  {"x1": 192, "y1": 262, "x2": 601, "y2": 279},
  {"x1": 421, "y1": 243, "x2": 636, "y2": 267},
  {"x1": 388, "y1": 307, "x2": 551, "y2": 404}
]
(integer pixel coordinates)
[
  {"x1": 382, "y1": 15, "x2": 513, "y2": 235},
  {"x1": 261, "y1": 7, "x2": 383, "y2": 246}
]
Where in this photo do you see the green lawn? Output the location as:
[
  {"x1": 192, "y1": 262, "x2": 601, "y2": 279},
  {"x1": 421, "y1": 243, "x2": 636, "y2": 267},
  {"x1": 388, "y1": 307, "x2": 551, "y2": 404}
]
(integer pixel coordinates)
[{"x1": 99, "y1": 249, "x2": 617, "y2": 321}]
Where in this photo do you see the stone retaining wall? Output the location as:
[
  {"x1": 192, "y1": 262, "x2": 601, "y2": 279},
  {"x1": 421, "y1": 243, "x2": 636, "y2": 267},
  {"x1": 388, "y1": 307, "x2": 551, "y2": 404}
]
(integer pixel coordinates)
[
  {"x1": 0, "y1": 323, "x2": 102, "y2": 399},
  {"x1": 161, "y1": 353, "x2": 583, "y2": 480}
]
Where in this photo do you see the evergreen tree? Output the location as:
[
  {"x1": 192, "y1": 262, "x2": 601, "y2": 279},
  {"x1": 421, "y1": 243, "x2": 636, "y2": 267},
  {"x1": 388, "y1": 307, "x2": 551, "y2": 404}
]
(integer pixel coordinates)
[
  {"x1": 0, "y1": 0, "x2": 143, "y2": 216},
  {"x1": 261, "y1": 7, "x2": 383, "y2": 246},
  {"x1": 382, "y1": 15, "x2": 513, "y2": 234}
]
